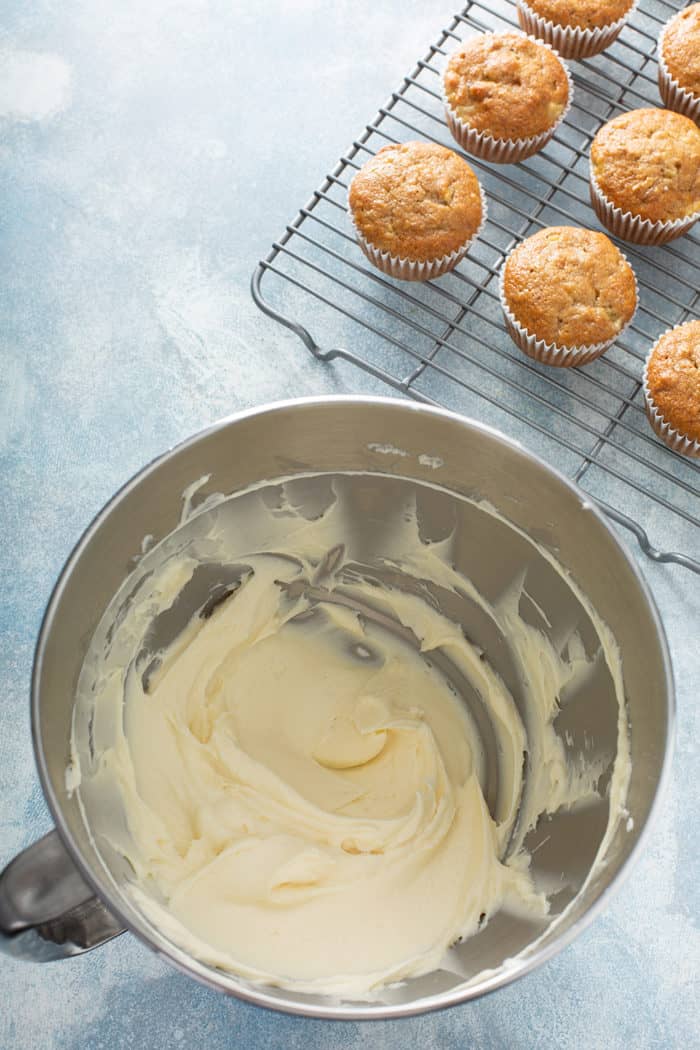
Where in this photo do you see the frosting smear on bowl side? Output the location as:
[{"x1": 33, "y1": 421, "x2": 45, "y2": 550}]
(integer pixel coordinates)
[{"x1": 69, "y1": 473, "x2": 630, "y2": 998}]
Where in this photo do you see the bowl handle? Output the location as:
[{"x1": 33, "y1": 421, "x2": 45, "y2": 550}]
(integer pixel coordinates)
[{"x1": 0, "y1": 829, "x2": 125, "y2": 960}]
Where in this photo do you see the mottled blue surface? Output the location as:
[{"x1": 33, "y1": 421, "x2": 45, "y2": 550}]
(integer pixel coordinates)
[{"x1": 1, "y1": 2, "x2": 698, "y2": 1047}]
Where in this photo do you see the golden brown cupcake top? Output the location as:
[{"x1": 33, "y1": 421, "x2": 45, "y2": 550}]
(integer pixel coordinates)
[
  {"x1": 661, "y1": 4, "x2": 700, "y2": 97},
  {"x1": 347, "y1": 141, "x2": 483, "y2": 262},
  {"x1": 590, "y1": 108, "x2": 700, "y2": 223},
  {"x1": 502, "y1": 226, "x2": 637, "y2": 348},
  {"x1": 646, "y1": 321, "x2": 700, "y2": 443},
  {"x1": 443, "y1": 33, "x2": 569, "y2": 141},
  {"x1": 522, "y1": 0, "x2": 634, "y2": 31}
]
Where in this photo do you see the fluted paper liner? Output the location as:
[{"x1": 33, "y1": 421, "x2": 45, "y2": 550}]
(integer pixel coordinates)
[
  {"x1": 348, "y1": 182, "x2": 488, "y2": 282},
  {"x1": 516, "y1": 0, "x2": 638, "y2": 59},
  {"x1": 442, "y1": 36, "x2": 573, "y2": 164},
  {"x1": 657, "y1": 22, "x2": 700, "y2": 125},
  {"x1": 643, "y1": 334, "x2": 700, "y2": 459},
  {"x1": 498, "y1": 252, "x2": 638, "y2": 368},
  {"x1": 589, "y1": 167, "x2": 700, "y2": 245}
]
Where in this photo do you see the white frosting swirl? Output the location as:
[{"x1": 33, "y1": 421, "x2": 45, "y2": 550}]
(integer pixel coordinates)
[{"x1": 69, "y1": 473, "x2": 630, "y2": 998}]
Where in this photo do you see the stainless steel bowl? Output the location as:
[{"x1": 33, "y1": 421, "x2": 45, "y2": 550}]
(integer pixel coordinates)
[{"x1": 0, "y1": 397, "x2": 673, "y2": 1018}]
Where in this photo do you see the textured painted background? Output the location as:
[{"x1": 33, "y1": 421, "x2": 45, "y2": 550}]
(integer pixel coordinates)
[{"x1": 1, "y1": 1, "x2": 698, "y2": 1047}]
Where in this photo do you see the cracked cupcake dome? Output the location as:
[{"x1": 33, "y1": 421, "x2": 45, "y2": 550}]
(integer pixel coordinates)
[
  {"x1": 500, "y1": 226, "x2": 637, "y2": 367},
  {"x1": 347, "y1": 140, "x2": 485, "y2": 282},
  {"x1": 589, "y1": 108, "x2": 700, "y2": 244},
  {"x1": 442, "y1": 32, "x2": 571, "y2": 163}
]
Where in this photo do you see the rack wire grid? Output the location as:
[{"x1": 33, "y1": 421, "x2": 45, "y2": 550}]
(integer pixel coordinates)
[{"x1": 252, "y1": 0, "x2": 700, "y2": 575}]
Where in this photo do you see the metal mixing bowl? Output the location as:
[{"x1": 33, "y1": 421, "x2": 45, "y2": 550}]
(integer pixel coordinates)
[{"x1": 0, "y1": 397, "x2": 673, "y2": 1018}]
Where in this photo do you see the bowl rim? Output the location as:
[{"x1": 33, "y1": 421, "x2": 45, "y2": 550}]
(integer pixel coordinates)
[{"x1": 30, "y1": 395, "x2": 675, "y2": 1020}]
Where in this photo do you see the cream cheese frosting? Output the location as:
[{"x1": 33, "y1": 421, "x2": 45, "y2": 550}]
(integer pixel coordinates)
[{"x1": 69, "y1": 472, "x2": 631, "y2": 998}]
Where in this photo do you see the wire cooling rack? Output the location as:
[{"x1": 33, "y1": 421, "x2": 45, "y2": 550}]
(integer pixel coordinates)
[{"x1": 251, "y1": 0, "x2": 700, "y2": 574}]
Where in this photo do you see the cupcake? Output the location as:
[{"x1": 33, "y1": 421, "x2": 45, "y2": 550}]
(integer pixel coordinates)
[
  {"x1": 589, "y1": 108, "x2": 700, "y2": 245},
  {"x1": 500, "y1": 226, "x2": 637, "y2": 367},
  {"x1": 516, "y1": 0, "x2": 636, "y2": 59},
  {"x1": 347, "y1": 141, "x2": 485, "y2": 282},
  {"x1": 643, "y1": 321, "x2": 700, "y2": 459},
  {"x1": 442, "y1": 33, "x2": 572, "y2": 164},
  {"x1": 657, "y1": 4, "x2": 700, "y2": 125}
]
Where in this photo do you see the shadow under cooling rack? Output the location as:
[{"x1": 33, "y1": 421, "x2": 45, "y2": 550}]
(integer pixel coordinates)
[{"x1": 252, "y1": 0, "x2": 700, "y2": 574}]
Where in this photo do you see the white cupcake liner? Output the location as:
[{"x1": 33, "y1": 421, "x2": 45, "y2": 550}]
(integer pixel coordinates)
[
  {"x1": 589, "y1": 167, "x2": 700, "y2": 245},
  {"x1": 657, "y1": 22, "x2": 700, "y2": 125},
  {"x1": 348, "y1": 181, "x2": 487, "y2": 282},
  {"x1": 516, "y1": 0, "x2": 638, "y2": 59},
  {"x1": 442, "y1": 35, "x2": 573, "y2": 164},
  {"x1": 497, "y1": 247, "x2": 638, "y2": 368},
  {"x1": 642, "y1": 333, "x2": 700, "y2": 458}
]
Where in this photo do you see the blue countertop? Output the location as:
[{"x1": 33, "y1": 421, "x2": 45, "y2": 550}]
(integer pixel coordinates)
[{"x1": 1, "y1": 1, "x2": 698, "y2": 1047}]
